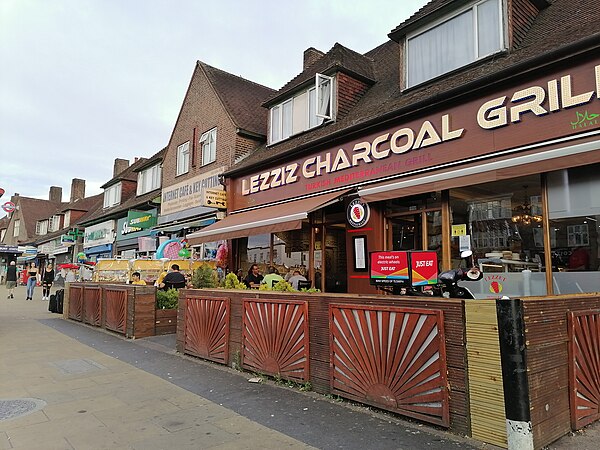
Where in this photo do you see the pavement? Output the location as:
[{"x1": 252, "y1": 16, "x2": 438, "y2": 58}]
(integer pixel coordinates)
[{"x1": 0, "y1": 284, "x2": 598, "y2": 450}]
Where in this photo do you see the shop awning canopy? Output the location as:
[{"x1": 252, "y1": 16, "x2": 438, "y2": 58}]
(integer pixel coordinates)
[{"x1": 187, "y1": 190, "x2": 348, "y2": 245}]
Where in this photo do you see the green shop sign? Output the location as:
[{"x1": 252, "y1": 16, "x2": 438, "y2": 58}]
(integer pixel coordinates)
[{"x1": 127, "y1": 210, "x2": 156, "y2": 229}]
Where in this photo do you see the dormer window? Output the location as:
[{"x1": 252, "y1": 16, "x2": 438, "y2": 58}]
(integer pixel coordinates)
[
  {"x1": 200, "y1": 128, "x2": 217, "y2": 166},
  {"x1": 269, "y1": 73, "x2": 334, "y2": 145},
  {"x1": 48, "y1": 215, "x2": 61, "y2": 232},
  {"x1": 137, "y1": 164, "x2": 162, "y2": 195},
  {"x1": 406, "y1": 0, "x2": 504, "y2": 88},
  {"x1": 36, "y1": 220, "x2": 48, "y2": 236},
  {"x1": 103, "y1": 182, "x2": 122, "y2": 208}
]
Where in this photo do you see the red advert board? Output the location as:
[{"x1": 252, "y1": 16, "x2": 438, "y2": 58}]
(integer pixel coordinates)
[
  {"x1": 411, "y1": 251, "x2": 438, "y2": 286},
  {"x1": 370, "y1": 251, "x2": 409, "y2": 285}
]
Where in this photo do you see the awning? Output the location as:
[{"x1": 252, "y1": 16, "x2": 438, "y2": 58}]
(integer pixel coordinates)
[
  {"x1": 187, "y1": 190, "x2": 348, "y2": 245},
  {"x1": 152, "y1": 217, "x2": 216, "y2": 233}
]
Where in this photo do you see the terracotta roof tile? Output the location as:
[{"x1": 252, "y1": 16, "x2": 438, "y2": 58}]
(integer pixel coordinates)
[{"x1": 199, "y1": 62, "x2": 276, "y2": 136}]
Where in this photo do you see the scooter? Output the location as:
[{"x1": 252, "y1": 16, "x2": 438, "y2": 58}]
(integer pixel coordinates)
[{"x1": 437, "y1": 250, "x2": 482, "y2": 299}]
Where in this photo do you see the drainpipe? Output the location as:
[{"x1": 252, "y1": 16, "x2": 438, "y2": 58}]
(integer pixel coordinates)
[{"x1": 496, "y1": 297, "x2": 534, "y2": 450}]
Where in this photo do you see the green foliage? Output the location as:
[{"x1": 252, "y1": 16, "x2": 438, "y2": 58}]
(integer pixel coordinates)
[
  {"x1": 300, "y1": 287, "x2": 321, "y2": 293},
  {"x1": 191, "y1": 264, "x2": 218, "y2": 288},
  {"x1": 260, "y1": 280, "x2": 295, "y2": 292},
  {"x1": 223, "y1": 272, "x2": 247, "y2": 290},
  {"x1": 156, "y1": 288, "x2": 179, "y2": 309}
]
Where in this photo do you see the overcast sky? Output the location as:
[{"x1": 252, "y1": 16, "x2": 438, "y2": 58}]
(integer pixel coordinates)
[{"x1": 0, "y1": 0, "x2": 429, "y2": 218}]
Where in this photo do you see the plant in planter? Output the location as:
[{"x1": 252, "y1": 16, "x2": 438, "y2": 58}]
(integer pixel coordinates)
[
  {"x1": 191, "y1": 264, "x2": 218, "y2": 288},
  {"x1": 259, "y1": 280, "x2": 295, "y2": 292},
  {"x1": 156, "y1": 288, "x2": 179, "y2": 309},
  {"x1": 223, "y1": 273, "x2": 247, "y2": 289}
]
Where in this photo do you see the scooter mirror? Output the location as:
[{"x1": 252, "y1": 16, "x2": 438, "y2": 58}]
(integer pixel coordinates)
[{"x1": 460, "y1": 250, "x2": 473, "y2": 258}]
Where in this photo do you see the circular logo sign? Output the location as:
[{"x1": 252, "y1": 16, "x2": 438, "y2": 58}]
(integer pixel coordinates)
[
  {"x1": 347, "y1": 199, "x2": 370, "y2": 228},
  {"x1": 2, "y1": 201, "x2": 15, "y2": 213}
]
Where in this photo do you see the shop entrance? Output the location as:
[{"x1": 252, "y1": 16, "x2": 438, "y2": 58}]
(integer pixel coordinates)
[{"x1": 313, "y1": 203, "x2": 348, "y2": 293}]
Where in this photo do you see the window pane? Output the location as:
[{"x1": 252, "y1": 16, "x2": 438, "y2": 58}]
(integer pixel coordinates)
[
  {"x1": 282, "y1": 101, "x2": 292, "y2": 139},
  {"x1": 271, "y1": 106, "x2": 280, "y2": 143},
  {"x1": 408, "y1": 10, "x2": 474, "y2": 86},
  {"x1": 316, "y1": 75, "x2": 332, "y2": 119},
  {"x1": 477, "y1": 0, "x2": 501, "y2": 57}
]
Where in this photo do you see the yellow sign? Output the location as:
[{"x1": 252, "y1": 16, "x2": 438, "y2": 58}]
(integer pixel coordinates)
[
  {"x1": 452, "y1": 224, "x2": 467, "y2": 236},
  {"x1": 203, "y1": 188, "x2": 227, "y2": 209}
]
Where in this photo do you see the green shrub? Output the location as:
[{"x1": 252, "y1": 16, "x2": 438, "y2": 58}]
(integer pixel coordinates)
[
  {"x1": 156, "y1": 288, "x2": 179, "y2": 309},
  {"x1": 191, "y1": 264, "x2": 218, "y2": 288},
  {"x1": 223, "y1": 273, "x2": 247, "y2": 289}
]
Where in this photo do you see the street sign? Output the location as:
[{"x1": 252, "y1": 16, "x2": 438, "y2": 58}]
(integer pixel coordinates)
[
  {"x1": 2, "y1": 201, "x2": 15, "y2": 213},
  {"x1": 202, "y1": 188, "x2": 227, "y2": 209},
  {"x1": 67, "y1": 228, "x2": 84, "y2": 238}
]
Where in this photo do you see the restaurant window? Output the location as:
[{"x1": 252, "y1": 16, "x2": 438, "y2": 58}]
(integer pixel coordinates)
[
  {"x1": 406, "y1": 0, "x2": 503, "y2": 88},
  {"x1": 547, "y1": 164, "x2": 600, "y2": 294}
]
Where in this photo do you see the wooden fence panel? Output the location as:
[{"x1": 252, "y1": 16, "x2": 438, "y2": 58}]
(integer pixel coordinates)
[
  {"x1": 568, "y1": 310, "x2": 600, "y2": 430},
  {"x1": 82, "y1": 286, "x2": 101, "y2": 326},
  {"x1": 330, "y1": 303, "x2": 449, "y2": 427},
  {"x1": 242, "y1": 298, "x2": 309, "y2": 382},
  {"x1": 184, "y1": 296, "x2": 230, "y2": 365},
  {"x1": 104, "y1": 288, "x2": 127, "y2": 335},
  {"x1": 68, "y1": 285, "x2": 83, "y2": 321}
]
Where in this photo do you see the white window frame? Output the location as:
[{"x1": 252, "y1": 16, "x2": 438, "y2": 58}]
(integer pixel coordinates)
[
  {"x1": 199, "y1": 128, "x2": 217, "y2": 166},
  {"x1": 103, "y1": 182, "x2": 122, "y2": 209},
  {"x1": 269, "y1": 73, "x2": 334, "y2": 145},
  {"x1": 36, "y1": 220, "x2": 48, "y2": 235},
  {"x1": 137, "y1": 164, "x2": 162, "y2": 195},
  {"x1": 176, "y1": 141, "x2": 190, "y2": 176},
  {"x1": 405, "y1": 0, "x2": 504, "y2": 88},
  {"x1": 63, "y1": 211, "x2": 71, "y2": 228},
  {"x1": 48, "y1": 215, "x2": 61, "y2": 232},
  {"x1": 13, "y1": 219, "x2": 20, "y2": 237}
]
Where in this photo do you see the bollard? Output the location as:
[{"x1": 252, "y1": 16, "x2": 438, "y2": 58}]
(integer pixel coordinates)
[{"x1": 496, "y1": 297, "x2": 534, "y2": 450}]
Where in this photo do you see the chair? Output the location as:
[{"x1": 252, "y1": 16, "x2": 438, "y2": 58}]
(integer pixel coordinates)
[{"x1": 297, "y1": 280, "x2": 312, "y2": 290}]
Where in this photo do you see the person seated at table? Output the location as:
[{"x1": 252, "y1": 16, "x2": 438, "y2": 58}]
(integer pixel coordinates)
[
  {"x1": 159, "y1": 264, "x2": 187, "y2": 290},
  {"x1": 262, "y1": 266, "x2": 283, "y2": 288},
  {"x1": 287, "y1": 270, "x2": 307, "y2": 290},
  {"x1": 130, "y1": 272, "x2": 146, "y2": 285},
  {"x1": 244, "y1": 264, "x2": 263, "y2": 288}
]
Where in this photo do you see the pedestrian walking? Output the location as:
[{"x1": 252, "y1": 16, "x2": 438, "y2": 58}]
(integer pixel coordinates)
[
  {"x1": 41, "y1": 263, "x2": 55, "y2": 300},
  {"x1": 25, "y1": 262, "x2": 39, "y2": 300},
  {"x1": 6, "y1": 261, "x2": 17, "y2": 299}
]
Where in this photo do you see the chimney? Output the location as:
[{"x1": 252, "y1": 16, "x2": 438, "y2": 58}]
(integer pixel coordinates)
[
  {"x1": 113, "y1": 158, "x2": 129, "y2": 177},
  {"x1": 303, "y1": 47, "x2": 324, "y2": 70},
  {"x1": 49, "y1": 186, "x2": 62, "y2": 203},
  {"x1": 70, "y1": 178, "x2": 86, "y2": 203}
]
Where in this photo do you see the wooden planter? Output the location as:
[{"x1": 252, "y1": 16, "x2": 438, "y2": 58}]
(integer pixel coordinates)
[{"x1": 67, "y1": 283, "x2": 177, "y2": 338}]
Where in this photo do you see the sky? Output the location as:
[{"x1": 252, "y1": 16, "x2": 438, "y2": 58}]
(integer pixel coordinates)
[{"x1": 0, "y1": 0, "x2": 429, "y2": 218}]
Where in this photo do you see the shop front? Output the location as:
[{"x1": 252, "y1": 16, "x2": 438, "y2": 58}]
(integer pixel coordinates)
[
  {"x1": 190, "y1": 56, "x2": 600, "y2": 296},
  {"x1": 83, "y1": 220, "x2": 115, "y2": 261},
  {"x1": 114, "y1": 209, "x2": 158, "y2": 258}
]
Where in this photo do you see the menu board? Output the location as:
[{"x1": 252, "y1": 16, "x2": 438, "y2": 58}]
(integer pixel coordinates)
[
  {"x1": 410, "y1": 251, "x2": 438, "y2": 286},
  {"x1": 370, "y1": 251, "x2": 409, "y2": 285}
]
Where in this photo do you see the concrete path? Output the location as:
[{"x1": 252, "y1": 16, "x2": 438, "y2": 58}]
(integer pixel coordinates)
[{"x1": 0, "y1": 283, "x2": 596, "y2": 449}]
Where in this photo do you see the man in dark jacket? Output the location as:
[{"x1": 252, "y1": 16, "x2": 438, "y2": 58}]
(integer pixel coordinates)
[
  {"x1": 159, "y1": 264, "x2": 187, "y2": 290},
  {"x1": 6, "y1": 261, "x2": 17, "y2": 299}
]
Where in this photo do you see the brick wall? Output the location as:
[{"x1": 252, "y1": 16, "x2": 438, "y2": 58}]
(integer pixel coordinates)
[
  {"x1": 508, "y1": 0, "x2": 541, "y2": 48},
  {"x1": 336, "y1": 72, "x2": 370, "y2": 119},
  {"x1": 162, "y1": 64, "x2": 261, "y2": 190}
]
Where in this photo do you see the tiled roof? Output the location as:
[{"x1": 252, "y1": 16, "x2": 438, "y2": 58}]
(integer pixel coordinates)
[
  {"x1": 227, "y1": 0, "x2": 600, "y2": 176},
  {"x1": 17, "y1": 197, "x2": 65, "y2": 239},
  {"x1": 78, "y1": 188, "x2": 161, "y2": 226},
  {"x1": 100, "y1": 156, "x2": 149, "y2": 189},
  {"x1": 199, "y1": 62, "x2": 276, "y2": 137},
  {"x1": 133, "y1": 147, "x2": 166, "y2": 173},
  {"x1": 263, "y1": 43, "x2": 376, "y2": 107},
  {"x1": 61, "y1": 192, "x2": 104, "y2": 213}
]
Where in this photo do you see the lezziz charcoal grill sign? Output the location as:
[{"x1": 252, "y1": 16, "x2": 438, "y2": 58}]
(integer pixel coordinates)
[{"x1": 347, "y1": 199, "x2": 370, "y2": 228}]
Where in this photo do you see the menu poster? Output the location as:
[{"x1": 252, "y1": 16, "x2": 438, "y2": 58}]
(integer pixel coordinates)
[
  {"x1": 410, "y1": 251, "x2": 438, "y2": 286},
  {"x1": 370, "y1": 251, "x2": 409, "y2": 285}
]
